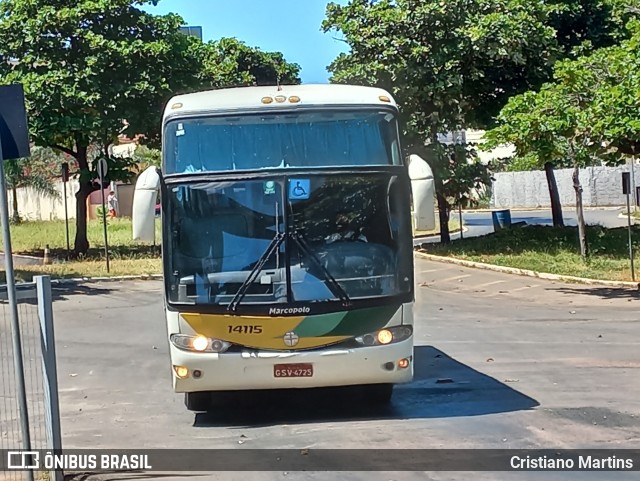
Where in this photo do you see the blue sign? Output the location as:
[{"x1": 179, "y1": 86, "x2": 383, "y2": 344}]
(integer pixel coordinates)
[{"x1": 289, "y1": 179, "x2": 311, "y2": 200}]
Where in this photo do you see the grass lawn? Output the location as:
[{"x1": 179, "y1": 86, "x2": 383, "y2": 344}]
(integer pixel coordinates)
[
  {"x1": 414, "y1": 219, "x2": 461, "y2": 237},
  {"x1": 1, "y1": 259, "x2": 163, "y2": 283},
  {"x1": 0, "y1": 218, "x2": 161, "y2": 255},
  {"x1": 419, "y1": 224, "x2": 640, "y2": 282},
  {"x1": 2, "y1": 216, "x2": 460, "y2": 281},
  {"x1": 0, "y1": 218, "x2": 162, "y2": 281}
]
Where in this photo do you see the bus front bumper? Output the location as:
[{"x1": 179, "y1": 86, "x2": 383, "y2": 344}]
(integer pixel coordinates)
[{"x1": 171, "y1": 338, "x2": 414, "y2": 392}]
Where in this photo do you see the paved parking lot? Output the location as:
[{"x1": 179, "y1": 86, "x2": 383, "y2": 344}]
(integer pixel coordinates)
[
  {"x1": 33, "y1": 258, "x2": 640, "y2": 480},
  {"x1": 416, "y1": 257, "x2": 639, "y2": 308}
]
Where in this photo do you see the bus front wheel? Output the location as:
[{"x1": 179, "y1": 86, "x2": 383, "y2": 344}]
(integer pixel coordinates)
[{"x1": 185, "y1": 392, "x2": 211, "y2": 412}]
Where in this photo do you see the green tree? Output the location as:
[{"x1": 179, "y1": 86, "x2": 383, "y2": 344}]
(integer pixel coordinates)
[
  {"x1": 198, "y1": 38, "x2": 301, "y2": 88},
  {"x1": 323, "y1": 0, "x2": 561, "y2": 242},
  {"x1": 549, "y1": 0, "x2": 640, "y2": 56},
  {"x1": 586, "y1": 20, "x2": 640, "y2": 158},
  {"x1": 0, "y1": 1, "x2": 301, "y2": 255},
  {"x1": 488, "y1": 1, "x2": 640, "y2": 228},
  {"x1": 483, "y1": 21, "x2": 640, "y2": 259},
  {"x1": 322, "y1": 0, "x2": 640, "y2": 242},
  {"x1": 485, "y1": 87, "x2": 602, "y2": 259},
  {"x1": 5, "y1": 147, "x2": 63, "y2": 223},
  {"x1": 487, "y1": 37, "x2": 640, "y2": 259},
  {"x1": 0, "y1": 0, "x2": 200, "y2": 254},
  {"x1": 132, "y1": 145, "x2": 162, "y2": 172}
]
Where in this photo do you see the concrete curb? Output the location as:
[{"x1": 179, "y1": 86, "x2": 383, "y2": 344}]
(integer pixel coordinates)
[
  {"x1": 617, "y1": 212, "x2": 638, "y2": 221},
  {"x1": 461, "y1": 207, "x2": 626, "y2": 214},
  {"x1": 0, "y1": 251, "x2": 45, "y2": 262},
  {"x1": 50, "y1": 274, "x2": 163, "y2": 286},
  {"x1": 414, "y1": 226, "x2": 468, "y2": 240},
  {"x1": 415, "y1": 251, "x2": 640, "y2": 289}
]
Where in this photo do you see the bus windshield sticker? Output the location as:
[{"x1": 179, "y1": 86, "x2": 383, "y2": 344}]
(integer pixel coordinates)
[
  {"x1": 289, "y1": 179, "x2": 310, "y2": 200},
  {"x1": 264, "y1": 180, "x2": 276, "y2": 195}
]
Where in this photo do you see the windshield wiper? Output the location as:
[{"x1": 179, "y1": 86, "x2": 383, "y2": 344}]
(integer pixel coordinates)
[
  {"x1": 291, "y1": 232, "x2": 351, "y2": 305},
  {"x1": 227, "y1": 230, "x2": 351, "y2": 311},
  {"x1": 227, "y1": 232, "x2": 286, "y2": 312}
]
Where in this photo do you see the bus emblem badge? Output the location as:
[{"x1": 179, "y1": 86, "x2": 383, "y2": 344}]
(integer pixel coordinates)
[{"x1": 283, "y1": 332, "x2": 299, "y2": 347}]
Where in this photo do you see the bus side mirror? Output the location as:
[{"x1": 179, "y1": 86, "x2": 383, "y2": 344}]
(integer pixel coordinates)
[
  {"x1": 407, "y1": 154, "x2": 436, "y2": 231},
  {"x1": 133, "y1": 166, "x2": 161, "y2": 242}
]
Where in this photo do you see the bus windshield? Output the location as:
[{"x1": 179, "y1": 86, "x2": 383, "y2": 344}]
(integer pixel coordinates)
[
  {"x1": 163, "y1": 110, "x2": 402, "y2": 174},
  {"x1": 165, "y1": 173, "x2": 413, "y2": 310}
]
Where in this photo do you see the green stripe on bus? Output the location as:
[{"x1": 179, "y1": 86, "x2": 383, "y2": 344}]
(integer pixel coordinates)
[
  {"x1": 292, "y1": 311, "x2": 347, "y2": 337},
  {"x1": 322, "y1": 305, "x2": 400, "y2": 337}
]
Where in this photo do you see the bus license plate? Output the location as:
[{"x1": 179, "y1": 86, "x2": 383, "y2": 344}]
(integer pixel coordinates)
[{"x1": 274, "y1": 363, "x2": 313, "y2": 378}]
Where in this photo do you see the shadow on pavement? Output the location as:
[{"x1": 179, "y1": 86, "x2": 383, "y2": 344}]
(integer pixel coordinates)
[
  {"x1": 193, "y1": 346, "x2": 539, "y2": 429},
  {"x1": 1, "y1": 281, "x2": 115, "y2": 305},
  {"x1": 65, "y1": 473, "x2": 205, "y2": 481},
  {"x1": 51, "y1": 284, "x2": 116, "y2": 302},
  {"x1": 552, "y1": 286, "x2": 640, "y2": 300}
]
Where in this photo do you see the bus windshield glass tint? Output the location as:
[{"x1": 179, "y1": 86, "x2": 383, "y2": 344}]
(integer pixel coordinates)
[{"x1": 163, "y1": 110, "x2": 402, "y2": 174}]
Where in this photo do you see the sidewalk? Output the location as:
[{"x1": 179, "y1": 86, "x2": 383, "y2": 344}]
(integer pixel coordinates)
[{"x1": 0, "y1": 251, "x2": 43, "y2": 266}]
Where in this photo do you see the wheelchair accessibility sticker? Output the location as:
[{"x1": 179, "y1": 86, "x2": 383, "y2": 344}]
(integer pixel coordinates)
[{"x1": 289, "y1": 179, "x2": 310, "y2": 200}]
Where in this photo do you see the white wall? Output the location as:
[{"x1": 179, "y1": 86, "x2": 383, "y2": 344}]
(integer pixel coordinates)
[
  {"x1": 9, "y1": 180, "x2": 79, "y2": 221},
  {"x1": 492, "y1": 165, "x2": 640, "y2": 209},
  {"x1": 8, "y1": 179, "x2": 135, "y2": 221}
]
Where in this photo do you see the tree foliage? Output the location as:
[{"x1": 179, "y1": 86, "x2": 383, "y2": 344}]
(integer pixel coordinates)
[
  {"x1": 0, "y1": 0, "x2": 300, "y2": 254},
  {"x1": 322, "y1": 0, "x2": 559, "y2": 241},
  {"x1": 322, "y1": 0, "x2": 638, "y2": 242},
  {"x1": 198, "y1": 38, "x2": 301, "y2": 88},
  {"x1": 132, "y1": 145, "x2": 162, "y2": 172},
  {"x1": 485, "y1": 18, "x2": 640, "y2": 167},
  {"x1": 0, "y1": 0, "x2": 196, "y2": 253},
  {"x1": 484, "y1": 17, "x2": 640, "y2": 259}
]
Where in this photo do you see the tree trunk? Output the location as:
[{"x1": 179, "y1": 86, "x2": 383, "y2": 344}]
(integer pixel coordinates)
[
  {"x1": 427, "y1": 130, "x2": 451, "y2": 244},
  {"x1": 73, "y1": 145, "x2": 98, "y2": 256},
  {"x1": 572, "y1": 165, "x2": 588, "y2": 261},
  {"x1": 436, "y1": 186, "x2": 451, "y2": 244},
  {"x1": 74, "y1": 183, "x2": 93, "y2": 255},
  {"x1": 544, "y1": 162, "x2": 564, "y2": 227},
  {"x1": 11, "y1": 187, "x2": 20, "y2": 224}
]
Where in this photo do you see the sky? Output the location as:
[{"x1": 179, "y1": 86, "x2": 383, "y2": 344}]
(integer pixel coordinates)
[{"x1": 143, "y1": 0, "x2": 350, "y2": 84}]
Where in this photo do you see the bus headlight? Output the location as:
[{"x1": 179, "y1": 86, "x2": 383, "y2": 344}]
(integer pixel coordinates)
[
  {"x1": 170, "y1": 334, "x2": 231, "y2": 353},
  {"x1": 192, "y1": 336, "x2": 209, "y2": 352},
  {"x1": 355, "y1": 326, "x2": 413, "y2": 346}
]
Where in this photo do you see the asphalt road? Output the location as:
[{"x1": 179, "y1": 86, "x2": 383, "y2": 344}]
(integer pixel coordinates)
[
  {"x1": 416, "y1": 207, "x2": 631, "y2": 244},
  {"x1": 16, "y1": 260, "x2": 640, "y2": 480}
]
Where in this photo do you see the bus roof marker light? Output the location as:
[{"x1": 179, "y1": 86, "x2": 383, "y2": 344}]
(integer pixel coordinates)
[
  {"x1": 171, "y1": 102, "x2": 183, "y2": 110},
  {"x1": 261, "y1": 97, "x2": 274, "y2": 104},
  {"x1": 275, "y1": 95, "x2": 287, "y2": 103},
  {"x1": 289, "y1": 96, "x2": 301, "y2": 103},
  {"x1": 379, "y1": 95, "x2": 391, "y2": 103}
]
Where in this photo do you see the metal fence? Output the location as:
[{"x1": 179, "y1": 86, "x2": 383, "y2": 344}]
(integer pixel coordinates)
[{"x1": 0, "y1": 277, "x2": 62, "y2": 481}]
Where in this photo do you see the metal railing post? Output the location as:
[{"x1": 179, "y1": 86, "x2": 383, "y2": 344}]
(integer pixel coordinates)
[
  {"x1": 0, "y1": 133, "x2": 34, "y2": 481},
  {"x1": 35, "y1": 275, "x2": 63, "y2": 481}
]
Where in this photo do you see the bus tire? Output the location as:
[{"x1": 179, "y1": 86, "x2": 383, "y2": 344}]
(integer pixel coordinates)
[
  {"x1": 184, "y1": 391, "x2": 211, "y2": 412},
  {"x1": 367, "y1": 384, "x2": 393, "y2": 405}
]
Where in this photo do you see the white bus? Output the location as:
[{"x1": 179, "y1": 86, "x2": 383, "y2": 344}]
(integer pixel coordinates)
[{"x1": 132, "y1": 84, "x2": 434, "y2": 411}]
